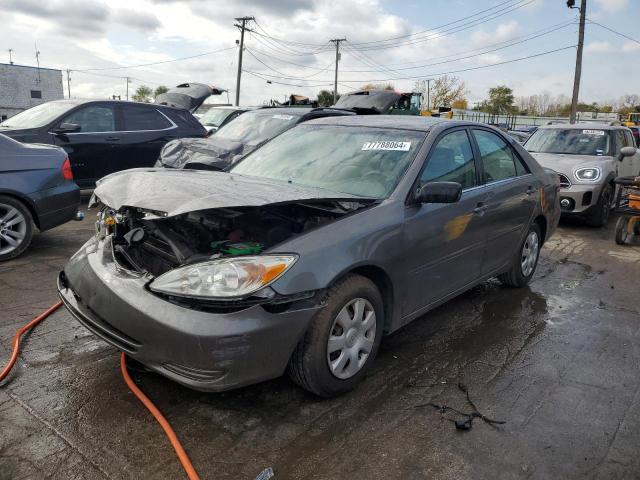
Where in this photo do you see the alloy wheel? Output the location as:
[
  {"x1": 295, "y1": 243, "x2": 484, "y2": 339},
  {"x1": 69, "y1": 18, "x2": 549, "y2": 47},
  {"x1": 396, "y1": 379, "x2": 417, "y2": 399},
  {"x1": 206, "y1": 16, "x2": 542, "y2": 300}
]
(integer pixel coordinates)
[
  {"x1": 326, "y1": 298, "x2": 376, "y2": 380},
  {"x1": 521, "y1": 230, "x2": 539, "y2": 277},
  {"x1": 0, "y1": 203, "x2": 27, "y2": 255}
]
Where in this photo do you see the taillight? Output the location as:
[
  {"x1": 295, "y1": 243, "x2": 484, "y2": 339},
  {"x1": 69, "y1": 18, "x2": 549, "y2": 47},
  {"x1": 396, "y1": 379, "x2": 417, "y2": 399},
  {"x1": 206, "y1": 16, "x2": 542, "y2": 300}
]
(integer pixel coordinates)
[{"x1": 61, "y1": 157, "x2": 73, "y2": 181}]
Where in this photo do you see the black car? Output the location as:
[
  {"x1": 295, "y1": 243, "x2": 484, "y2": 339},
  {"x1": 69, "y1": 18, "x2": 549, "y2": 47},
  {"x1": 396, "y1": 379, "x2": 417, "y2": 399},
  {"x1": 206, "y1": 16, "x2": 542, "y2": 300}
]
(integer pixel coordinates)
[
  {"x1": 196, "y1": 106, "x2": 257, "y2": 134},
  {"x1": 156, "y1": 106, "x2": 355, "y2": 170},
  {"x1": 0, "y1": 133, "x2": 80, "y2": 260},
  {"x1": 0, "y1": 84, "x2": 212, "y2": 188}
]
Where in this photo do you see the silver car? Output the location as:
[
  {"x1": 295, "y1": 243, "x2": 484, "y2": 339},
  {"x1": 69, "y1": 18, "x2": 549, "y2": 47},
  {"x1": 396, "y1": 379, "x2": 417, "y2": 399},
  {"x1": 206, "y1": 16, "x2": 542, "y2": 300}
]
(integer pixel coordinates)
[{"x1": 525, "y1": 123, "x2": 640, "y2": 226}]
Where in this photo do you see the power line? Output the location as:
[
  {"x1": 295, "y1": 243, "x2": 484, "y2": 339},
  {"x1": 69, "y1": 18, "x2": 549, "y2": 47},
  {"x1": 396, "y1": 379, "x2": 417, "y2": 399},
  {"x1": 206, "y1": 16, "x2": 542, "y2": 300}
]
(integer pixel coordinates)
[
  {"x1": 349, "y1": 0, "x2": 521, "y2": 46},
  {"x1": 244, "y1": 70, "x2": 332, "y2": 88},
  {"x1": 587, "y1": 19, "x2": 640, "y2": 45},
  {"x1": 245, "y1": 48, "x2": 334, "y2": 79},
  {"x1": 246, "y1": 45, "x2": 576, "y2": 83},
  {"x1": 347, "y1": 0, "x2": 537, "y2": 51},
  {"x1": 73, "y1": 46, "x2": 237, "y2": 72},
  {"x1": 341, "y1": 21, "x2": 574, "y2": 73}
]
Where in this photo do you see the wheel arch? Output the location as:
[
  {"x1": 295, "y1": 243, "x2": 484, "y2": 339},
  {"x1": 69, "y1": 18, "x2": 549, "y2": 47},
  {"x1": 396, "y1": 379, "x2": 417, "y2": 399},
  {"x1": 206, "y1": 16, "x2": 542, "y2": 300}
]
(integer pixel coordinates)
[
  {"x1": 330, "y1": 263, "x2": 395, "y2": 335},
  {"x1": 533, "y1": 214, "x2": 547, "y2": 245},
  {"x1": 0, "y1": 190, "x2": 39, "y2": 229}
]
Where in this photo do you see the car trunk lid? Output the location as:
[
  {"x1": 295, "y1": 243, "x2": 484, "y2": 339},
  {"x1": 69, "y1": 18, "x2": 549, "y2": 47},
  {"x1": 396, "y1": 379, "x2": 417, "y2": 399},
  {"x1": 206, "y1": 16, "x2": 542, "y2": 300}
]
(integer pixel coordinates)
[{"x1": 154, "y1": 83, "x2": 226, "y2": 112}]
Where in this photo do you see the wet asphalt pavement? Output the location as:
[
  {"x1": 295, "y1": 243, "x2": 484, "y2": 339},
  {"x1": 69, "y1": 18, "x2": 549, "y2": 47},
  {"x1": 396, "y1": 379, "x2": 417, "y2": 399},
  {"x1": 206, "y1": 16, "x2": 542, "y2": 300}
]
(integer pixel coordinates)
[{"x1": 1, "y1": 204, "x2": 640, "y2": 480}]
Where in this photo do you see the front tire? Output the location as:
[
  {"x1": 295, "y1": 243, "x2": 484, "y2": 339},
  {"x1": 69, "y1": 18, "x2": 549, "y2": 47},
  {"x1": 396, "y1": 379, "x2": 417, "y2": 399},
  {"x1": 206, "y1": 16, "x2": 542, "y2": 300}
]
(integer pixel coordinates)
[
  {"x1": 586, "y1": 184, "x2": 612, "y2": 227},
  {"x1": 0, "y1": 196, "x2": 34, "y2": 261},
  {"x1": 288, "y1": 274, "x2": 384, "y2": 397},
  {"x1": 498, "y1": 223, "x2": 541, "y2": 288}
]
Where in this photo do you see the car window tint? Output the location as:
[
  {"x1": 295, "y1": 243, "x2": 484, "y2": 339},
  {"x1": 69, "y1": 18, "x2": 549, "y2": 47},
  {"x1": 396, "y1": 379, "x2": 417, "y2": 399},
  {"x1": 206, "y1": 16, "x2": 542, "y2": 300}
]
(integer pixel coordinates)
[
  {"x1": 123, "y1": 107, "x2": 172, "y2": 131},
  {"x1": 62, "y1": 105, "x2": 115, "y2": 133},
  {"x1": 421, "y1": 130, "x2": 476, "y2": 189},
  {"x1": 473, "y1": 130, "x2": 517, "y2": 182}
]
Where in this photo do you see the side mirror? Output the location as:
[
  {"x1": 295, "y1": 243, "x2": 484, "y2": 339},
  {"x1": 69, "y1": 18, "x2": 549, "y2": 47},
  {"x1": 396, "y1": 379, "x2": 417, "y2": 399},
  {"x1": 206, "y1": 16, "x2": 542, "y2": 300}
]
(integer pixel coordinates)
[
  {"x1": 618, "y1": 146, "x2": 637, "y2": 161},
  {"x1": 53, "y1": 123, "x2": 81, "y2": 134},
  {"x1": 415, "y1": 181, "x2": 462, "y2": 204}
]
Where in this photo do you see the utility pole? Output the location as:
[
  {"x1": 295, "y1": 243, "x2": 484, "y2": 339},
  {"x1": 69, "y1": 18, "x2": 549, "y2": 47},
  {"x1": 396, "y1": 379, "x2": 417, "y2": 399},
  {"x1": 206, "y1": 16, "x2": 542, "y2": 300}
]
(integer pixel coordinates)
[
  {"x1": 330, "y1": 38, "x2": 346, "y2": 104},
  {"x1": 8, "y1": 49, "x2": 13, "y2": 65},
  {"x1": 568, "y1": 0, "x2": 586, "y2": 124},
  {"x1": 234, "y1": 16, "x2": 254, "y2": 106},
  {"x1": 126, "y1": 77, "x2": 131, "y2": 101},
  {"x1": 66, "y1": 69, "x2": 71, "y2": 98},
  {"x1": 425, "y1": 78, "x2": 432, "y2": 111}
]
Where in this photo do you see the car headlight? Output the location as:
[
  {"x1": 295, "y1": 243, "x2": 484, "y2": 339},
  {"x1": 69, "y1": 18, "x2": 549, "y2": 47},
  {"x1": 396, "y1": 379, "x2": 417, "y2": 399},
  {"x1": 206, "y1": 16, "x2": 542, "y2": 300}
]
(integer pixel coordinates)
[
  {"x1": 149, "y1": 255, "x2": 298, "y2": 299},
  {"x1": 574, "y1": 167, "x2": 601, "y2": 182}
]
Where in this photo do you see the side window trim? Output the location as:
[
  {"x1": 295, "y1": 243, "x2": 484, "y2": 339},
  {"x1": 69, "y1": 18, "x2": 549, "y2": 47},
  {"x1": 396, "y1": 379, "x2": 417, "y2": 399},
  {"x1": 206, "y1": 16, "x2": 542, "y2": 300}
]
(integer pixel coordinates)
[
  {"x1": 470, "y1": 127, "x2": 530, "y2": 184},
  {"x1": 118, "y1": 107, "x2": 178, "y2": 133},
  {"x1": 416, "y1": 126, "x2": 479, "y2": 191},
  {"x1": 57, "y1": 103, "x2": 116, "y2": 134}
]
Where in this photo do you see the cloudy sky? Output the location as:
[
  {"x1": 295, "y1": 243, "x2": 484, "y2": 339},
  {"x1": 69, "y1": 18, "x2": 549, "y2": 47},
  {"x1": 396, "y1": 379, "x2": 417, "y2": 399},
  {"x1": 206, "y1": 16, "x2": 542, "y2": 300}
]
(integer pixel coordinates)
[{"x1": 2, "y1": 0, "x2": 638, "y2": 106}]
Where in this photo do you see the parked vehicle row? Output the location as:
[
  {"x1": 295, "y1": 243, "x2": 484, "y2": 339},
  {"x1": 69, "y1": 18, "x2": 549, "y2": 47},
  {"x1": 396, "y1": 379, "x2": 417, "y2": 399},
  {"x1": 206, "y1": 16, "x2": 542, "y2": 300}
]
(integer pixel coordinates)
[{"x1": 58, "y1": 116, "x2": 561, "y2": 397}]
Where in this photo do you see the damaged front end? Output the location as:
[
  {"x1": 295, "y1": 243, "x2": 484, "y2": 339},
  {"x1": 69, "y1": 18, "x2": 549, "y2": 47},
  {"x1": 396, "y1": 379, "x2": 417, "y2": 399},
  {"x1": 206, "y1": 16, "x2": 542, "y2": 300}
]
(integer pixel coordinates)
[{"x1": 92, "y1": 194, "x2": 372, "y2": 313}]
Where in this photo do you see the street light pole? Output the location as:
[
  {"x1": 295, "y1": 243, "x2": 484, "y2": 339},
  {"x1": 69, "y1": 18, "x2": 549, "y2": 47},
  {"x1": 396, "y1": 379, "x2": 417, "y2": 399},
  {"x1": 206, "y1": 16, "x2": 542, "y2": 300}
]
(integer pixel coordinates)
[
  {"x1": 569, "y1": 0, "x2": 587, "y2": 124},
  {"x1": 330, "y1": 38, "x2": 346, "y2": 105}
]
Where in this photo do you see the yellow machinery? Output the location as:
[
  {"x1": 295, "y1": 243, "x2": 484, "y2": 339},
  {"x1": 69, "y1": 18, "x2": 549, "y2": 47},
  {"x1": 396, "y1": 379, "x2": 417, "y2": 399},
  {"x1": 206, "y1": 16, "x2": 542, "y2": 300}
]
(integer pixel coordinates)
[{"x1": 620, "y1": 112, "x2": 640, "y2": 127}]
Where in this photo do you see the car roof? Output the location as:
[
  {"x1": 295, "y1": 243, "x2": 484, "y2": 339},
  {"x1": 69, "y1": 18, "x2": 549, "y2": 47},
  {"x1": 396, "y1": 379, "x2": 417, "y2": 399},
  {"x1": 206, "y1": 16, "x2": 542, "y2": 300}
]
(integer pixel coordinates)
[
  {"x1": 537, "y1": 122, "x2": 628, "y2": 131},
  {"x1": 302, "y1": 115, "x2": 462, "y2": 131},
  {"x1": 45, "y1": 98, "x2": 188, "y2": 112}
]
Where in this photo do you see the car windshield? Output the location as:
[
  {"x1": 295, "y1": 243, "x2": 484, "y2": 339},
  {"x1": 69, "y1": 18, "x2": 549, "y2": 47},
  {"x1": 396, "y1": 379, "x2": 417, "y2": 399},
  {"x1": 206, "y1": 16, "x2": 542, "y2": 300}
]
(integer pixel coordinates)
[
  {"x1": 230, "y1": 125, "x2": 425, "y2": 198},
  {"x1": 0, "y1": 102, "x2": 77, "y2": 129},
  {"x1": 199, "y1": 108, "x2": 236, "y2": 127},
  {"x1": 525, "y1": 128, "x2": 610, "y2": 155},
  {"x1": 215, "y1": 110, "x2": 301, "y2": 146}
]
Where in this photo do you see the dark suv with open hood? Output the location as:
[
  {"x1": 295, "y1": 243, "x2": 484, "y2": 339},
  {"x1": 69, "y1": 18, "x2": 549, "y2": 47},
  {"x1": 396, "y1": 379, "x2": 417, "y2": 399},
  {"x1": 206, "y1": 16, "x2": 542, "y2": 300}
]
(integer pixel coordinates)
[{"x1": 0, "y1": 83, "x2": 218, "y2": 188}]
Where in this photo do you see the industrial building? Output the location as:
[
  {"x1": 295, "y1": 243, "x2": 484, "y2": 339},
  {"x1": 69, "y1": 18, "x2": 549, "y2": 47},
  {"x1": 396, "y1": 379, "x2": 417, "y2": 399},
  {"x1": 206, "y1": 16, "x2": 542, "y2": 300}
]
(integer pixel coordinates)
[{"x1": 0, "y1": 63, "x2": 64, "y2": 121}]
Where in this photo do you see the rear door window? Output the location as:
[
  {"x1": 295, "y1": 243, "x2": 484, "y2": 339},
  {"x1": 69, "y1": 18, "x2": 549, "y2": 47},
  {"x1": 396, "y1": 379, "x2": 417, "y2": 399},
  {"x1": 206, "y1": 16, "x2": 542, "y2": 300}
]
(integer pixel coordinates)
[
  {"x1": 472, "y1": 129, "x2": 517, "y2": 183},
  {"x1": 61, "y1": 105, "x2": 115, "y2": 133},
  {"x1": 122, "y1": 106, "x2": 172, "y2": 131},
  {"x1": 421, "y1": 130, "x2": 477, "y2": 189}
]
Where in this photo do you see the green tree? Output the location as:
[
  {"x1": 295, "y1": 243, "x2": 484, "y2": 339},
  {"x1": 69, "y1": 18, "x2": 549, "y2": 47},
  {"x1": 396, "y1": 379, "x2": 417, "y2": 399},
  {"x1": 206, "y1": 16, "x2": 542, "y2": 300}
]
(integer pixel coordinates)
[
  {"x1": 154, "y1": 85, "x2": 169, "y2": 98},
  {"x1": 415, "y1": 75, "x2": 467, "y2": 110},
  {"x1": 317, "y1": 89, "x2": 335, "y2": 106},
  {"x1": 485, "y1": 85, "x2": 516, "y2": 114},
  {"x1": 132, "y1": 85, "x2": 153, "y2": 103}
]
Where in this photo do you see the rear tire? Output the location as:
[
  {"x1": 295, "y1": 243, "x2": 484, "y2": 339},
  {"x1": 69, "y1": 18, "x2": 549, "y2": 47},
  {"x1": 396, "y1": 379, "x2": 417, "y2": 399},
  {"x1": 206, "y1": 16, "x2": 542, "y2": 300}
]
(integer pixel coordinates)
[
  {"x1": 585, "y1": 184, "x2": 612, "y2": 228},
  {"x1": 288, "y1": 274, "x2": 384, "y2": 397},
  {"x1": 498, "y1": 223, "x2": 541, "y2": 288},
  {"x1": 0, "y1": 196, "x2": 34, "y2": 261},
  {"x1": 615, "y1": 216, "x2": 630, "y2": 245}
]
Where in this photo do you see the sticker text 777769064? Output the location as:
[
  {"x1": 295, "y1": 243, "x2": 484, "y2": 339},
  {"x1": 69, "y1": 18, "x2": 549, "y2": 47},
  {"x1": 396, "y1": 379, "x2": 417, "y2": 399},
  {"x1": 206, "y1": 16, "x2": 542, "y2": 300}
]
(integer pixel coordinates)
[{"x1": 362, "y1": 141, "x2": 412, "y2": 151}]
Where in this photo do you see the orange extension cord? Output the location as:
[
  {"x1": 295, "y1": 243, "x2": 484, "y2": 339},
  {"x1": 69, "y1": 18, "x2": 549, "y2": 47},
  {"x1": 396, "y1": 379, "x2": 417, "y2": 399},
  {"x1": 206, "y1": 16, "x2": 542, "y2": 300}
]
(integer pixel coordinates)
[{"x1": 0, "y1": 302, "x2": 200, "y2": 480}]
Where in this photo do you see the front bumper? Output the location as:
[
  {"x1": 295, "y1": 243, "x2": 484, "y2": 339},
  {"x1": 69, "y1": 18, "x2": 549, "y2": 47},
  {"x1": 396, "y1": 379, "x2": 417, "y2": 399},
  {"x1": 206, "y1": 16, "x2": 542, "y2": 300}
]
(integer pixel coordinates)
[
  {"x1": 58, "y1": 237, "x2": 321, "y2": 392},
  {"x1": 558, "y1": 183, "x2": 603, "y2": 215}
]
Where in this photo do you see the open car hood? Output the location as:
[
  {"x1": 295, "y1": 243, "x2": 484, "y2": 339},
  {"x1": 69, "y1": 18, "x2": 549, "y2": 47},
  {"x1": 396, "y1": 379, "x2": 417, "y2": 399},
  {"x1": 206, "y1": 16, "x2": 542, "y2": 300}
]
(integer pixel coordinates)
[
  {"x1": 158, "y1": 136, "x2": 248, "y2": 170},
  {"x1": 94, "y1": 169, "x2": 367, "y2": 217},
  {"x1": 155, "y1": 83, "x2": 226, "y2": 112},
  {"x1": 333, "y1": 90, "x2": 401, "y2": 114}
]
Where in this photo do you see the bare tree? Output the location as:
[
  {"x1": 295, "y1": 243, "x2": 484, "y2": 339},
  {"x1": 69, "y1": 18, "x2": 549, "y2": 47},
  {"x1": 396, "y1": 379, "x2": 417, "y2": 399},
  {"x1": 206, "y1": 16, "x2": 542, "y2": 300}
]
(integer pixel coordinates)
[{"x1": 415, "y1": 75, "x2": 467, "y2": 109}]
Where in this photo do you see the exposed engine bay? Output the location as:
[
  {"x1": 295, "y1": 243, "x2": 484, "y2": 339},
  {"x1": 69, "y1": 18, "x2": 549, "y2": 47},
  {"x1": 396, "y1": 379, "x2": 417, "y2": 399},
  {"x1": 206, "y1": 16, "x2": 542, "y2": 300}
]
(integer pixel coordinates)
[{"x1": 98, "y1": 200, "x2": 372, "y2": 277}]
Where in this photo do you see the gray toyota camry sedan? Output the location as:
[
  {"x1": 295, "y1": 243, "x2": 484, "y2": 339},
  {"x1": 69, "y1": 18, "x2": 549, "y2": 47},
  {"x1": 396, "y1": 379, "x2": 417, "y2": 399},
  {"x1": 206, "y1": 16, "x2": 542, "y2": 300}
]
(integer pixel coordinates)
[{"x1": 58, "y1": 116, "x2": 560, "y2": 397}]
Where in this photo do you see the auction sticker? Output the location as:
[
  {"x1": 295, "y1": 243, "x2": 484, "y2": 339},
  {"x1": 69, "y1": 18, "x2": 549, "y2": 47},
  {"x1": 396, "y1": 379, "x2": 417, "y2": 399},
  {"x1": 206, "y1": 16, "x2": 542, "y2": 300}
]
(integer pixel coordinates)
[
  {"x1": 362, "y1": 141, "x2": 411, "y2": 151},
  {"x1": 272, "y1": 114, "x2": 294, "y2": 120},
  {"x1": 582, "y1": 130, "x2": 605, "y2": 135}
]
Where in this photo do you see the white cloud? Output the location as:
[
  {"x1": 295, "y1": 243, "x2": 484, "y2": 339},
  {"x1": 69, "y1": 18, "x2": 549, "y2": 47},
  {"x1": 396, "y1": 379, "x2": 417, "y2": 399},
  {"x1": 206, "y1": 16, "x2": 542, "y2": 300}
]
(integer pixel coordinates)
[
  {"x1": 622, "y1": 41, "x2": 640, "y2": 52},
  {"x1": 593, "y1": 0, "x2": 629, "y2": 12},
  {"x1": 471, "y1": 20, "x2": 520, "y2": 47},
  {"x1": 585, "y1": 41, "x2": 613, "y2": 53}
]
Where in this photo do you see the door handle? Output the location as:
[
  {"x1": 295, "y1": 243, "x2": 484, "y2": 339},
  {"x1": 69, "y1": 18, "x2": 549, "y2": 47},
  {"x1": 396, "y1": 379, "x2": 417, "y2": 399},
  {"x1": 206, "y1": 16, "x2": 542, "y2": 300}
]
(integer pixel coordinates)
[
  {"x1": 472, "y1": 202, "x2": 488, "y2": 216},
  {"x1": 105, "y1": 136, "x2": 120, "y2": 142},
  {"x1": 525, "y1": 186, "x2": 536, "y2": 196}
]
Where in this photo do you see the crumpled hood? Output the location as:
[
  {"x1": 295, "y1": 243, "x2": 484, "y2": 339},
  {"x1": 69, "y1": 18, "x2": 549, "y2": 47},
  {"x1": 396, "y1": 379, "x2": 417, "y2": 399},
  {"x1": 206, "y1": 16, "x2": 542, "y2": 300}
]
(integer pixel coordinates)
[
  {"x1": 94, "y1": 169, "x2": 363, "y2": 217},
  {"x1": 529, "y1": 152, "x2": 610, "y2": 175},
  {"x1": 158, "y1": 136, "x2": 249, "y2": 170}
]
